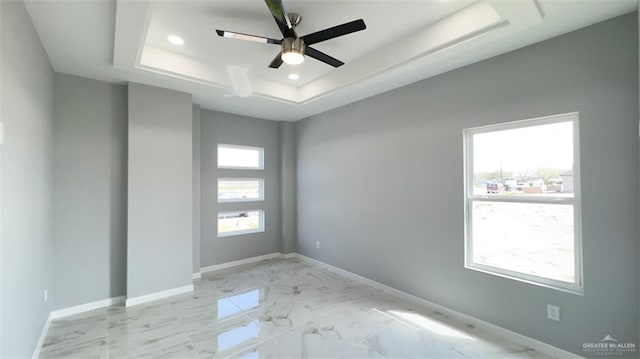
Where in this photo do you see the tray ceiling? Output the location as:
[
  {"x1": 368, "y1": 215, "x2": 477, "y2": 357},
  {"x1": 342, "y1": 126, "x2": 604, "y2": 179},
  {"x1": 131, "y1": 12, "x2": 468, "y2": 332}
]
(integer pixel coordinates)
[{"x1": 24, "y1": 0, "x2": 637, "y2": 121}]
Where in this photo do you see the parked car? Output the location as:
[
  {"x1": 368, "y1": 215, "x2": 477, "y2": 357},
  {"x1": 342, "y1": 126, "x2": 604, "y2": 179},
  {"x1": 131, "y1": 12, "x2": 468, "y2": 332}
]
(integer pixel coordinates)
[{"x1": 486, "y1": 182, "x2": 504, "y2": 194}]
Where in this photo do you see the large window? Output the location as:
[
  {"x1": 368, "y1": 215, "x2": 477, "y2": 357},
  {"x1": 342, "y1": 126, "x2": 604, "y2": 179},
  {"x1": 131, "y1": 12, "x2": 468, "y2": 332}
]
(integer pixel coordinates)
[
  {"x1": 218, "y1": 210, "x2": 264, "y2": 237},
  {"x1": 464, "y1": 113, "x2": 582, "y2": 293},
  {"x1": 218, "y1": 144, "x2": 264, "y2": 169}
]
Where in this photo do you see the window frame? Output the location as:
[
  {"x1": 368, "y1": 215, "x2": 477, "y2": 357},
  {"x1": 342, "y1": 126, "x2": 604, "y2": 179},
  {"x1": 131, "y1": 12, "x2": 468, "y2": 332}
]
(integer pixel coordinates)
[
  {"x1": 217, "y1": 209, "x2": 265, "y2": 238},
  {"x1": 463, "y1": 112, "x2": 583, "y2": 295},
  {"x1": 217, "y1": 144, "x2": 264, "y2": 170},
  {"x1": 217, "y1": 178, "x2": 265, "y2": 203}
]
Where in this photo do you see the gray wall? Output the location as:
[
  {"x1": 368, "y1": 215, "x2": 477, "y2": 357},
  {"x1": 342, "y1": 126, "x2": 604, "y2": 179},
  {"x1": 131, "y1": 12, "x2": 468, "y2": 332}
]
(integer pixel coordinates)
[
  {"x1": 279, "y1": 122, "x2": 297, "y2": 254},
  {"x1": 52, "y1": 73, "x2": 127, "y2": 309},
  {"x1": 193, "y1": 105, "x2": 202, "y2": 273},
  {"x1": 127, "y1": 83, "x2": 193, "y2": 298},
  {"x1": 296, "y1": 14, "x2": 639, "y2": 356},
  {"x1": 0, "y1": 0, "x2": 54, "y2": 356},
  {"x1": 200, "y1": 110, "x2": 281, "y2": 266}
]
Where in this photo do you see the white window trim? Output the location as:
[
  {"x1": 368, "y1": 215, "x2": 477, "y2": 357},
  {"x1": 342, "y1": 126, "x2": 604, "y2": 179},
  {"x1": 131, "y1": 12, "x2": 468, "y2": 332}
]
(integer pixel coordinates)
[
  {"x1": 217, "y1": 209, "x2": 265, "y2": 238},
  {"x1": 463, "y1": 112, "x2": 583, "y2": 295},
  {"x1": 217, "y1": 178, "x2": 265, "y2": 203},
  {"x1": 217, "y1": 144, "x2": 264, "y2": 170}
]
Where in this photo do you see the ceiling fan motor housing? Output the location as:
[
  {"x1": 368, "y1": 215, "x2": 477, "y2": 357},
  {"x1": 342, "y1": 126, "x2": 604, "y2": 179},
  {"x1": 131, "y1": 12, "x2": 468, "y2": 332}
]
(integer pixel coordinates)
[{"x1": 283, "y1": 37, "x2": 305, "y2": 56}]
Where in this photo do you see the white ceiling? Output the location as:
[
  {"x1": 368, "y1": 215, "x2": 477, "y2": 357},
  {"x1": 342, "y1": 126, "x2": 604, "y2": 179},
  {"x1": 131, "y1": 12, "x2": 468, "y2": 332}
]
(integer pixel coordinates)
[{"x1": 24, "y1": 0, "x2": 637, "y2": 121}]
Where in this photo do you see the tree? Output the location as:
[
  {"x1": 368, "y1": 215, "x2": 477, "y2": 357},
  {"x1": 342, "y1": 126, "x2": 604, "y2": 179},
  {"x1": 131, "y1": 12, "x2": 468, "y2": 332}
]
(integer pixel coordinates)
[
  {"x1": 515, "y1": 168, "x2": 535, "y2": 183},
  {"x1": 535, "y1": 168, "x2": 564, "y2": 184}
]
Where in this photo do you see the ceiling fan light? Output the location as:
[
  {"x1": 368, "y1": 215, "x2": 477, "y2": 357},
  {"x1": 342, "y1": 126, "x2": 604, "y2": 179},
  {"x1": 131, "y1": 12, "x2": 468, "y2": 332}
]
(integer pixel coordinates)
[
  {"x1": 281, "y1": 37, "x2": 305, "y2": 65},
  {"x1": 281, "y1": 51, "x2": 304, "y2": 65}
]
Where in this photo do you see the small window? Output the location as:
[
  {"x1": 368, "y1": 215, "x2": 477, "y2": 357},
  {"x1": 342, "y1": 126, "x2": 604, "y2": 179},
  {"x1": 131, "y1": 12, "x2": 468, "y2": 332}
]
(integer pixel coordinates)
[
  {"x1": 218, "y1": 179, "x2": 264, "y2": 203},
  {"x1": 218, "y1": 144, "x2": 264, "y2": 169},
  {"x1": 218, "y1": 210, "x2": 264, "y2": 237},
  {"x1": 464, "y1": 112, "x2": 582, "y2": 294}
]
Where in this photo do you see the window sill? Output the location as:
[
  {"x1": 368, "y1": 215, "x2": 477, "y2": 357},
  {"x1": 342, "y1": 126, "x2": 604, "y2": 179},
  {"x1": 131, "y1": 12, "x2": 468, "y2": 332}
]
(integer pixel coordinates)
[{"x1": 464, "y1": 263, "x2": 584, "y2": 296}]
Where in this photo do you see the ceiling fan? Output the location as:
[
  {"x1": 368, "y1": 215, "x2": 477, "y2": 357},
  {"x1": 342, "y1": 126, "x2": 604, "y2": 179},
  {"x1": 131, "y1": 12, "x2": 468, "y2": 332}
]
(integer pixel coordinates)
[{"x1": 215, "y1": 0, "x2": 366, "y2": 68}]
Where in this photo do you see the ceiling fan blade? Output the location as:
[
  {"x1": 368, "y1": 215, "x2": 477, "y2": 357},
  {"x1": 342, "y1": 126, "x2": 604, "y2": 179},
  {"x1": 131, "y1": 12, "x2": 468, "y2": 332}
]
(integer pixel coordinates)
[
  {"x1": 264, "y1": 0, "x2": 296, "y2": 38},
  {"x1": 269, "y1": 52, "x2": 284, "y2": 68},
  {"x1": 302, "y1": 19, "x2": 366, "y2": 45},
  {"x1": 305, "y1": 46, "x2": 344, "y2": 68},
  {"x1": 216, "y1": 30, "x2": 281, "y2": 45}
]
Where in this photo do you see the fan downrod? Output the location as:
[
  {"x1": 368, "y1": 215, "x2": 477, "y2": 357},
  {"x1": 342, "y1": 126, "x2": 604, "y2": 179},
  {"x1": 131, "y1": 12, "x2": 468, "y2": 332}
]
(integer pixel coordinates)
[{"x1": 287, "y1": 13, "x2": 302, "y2": 28}]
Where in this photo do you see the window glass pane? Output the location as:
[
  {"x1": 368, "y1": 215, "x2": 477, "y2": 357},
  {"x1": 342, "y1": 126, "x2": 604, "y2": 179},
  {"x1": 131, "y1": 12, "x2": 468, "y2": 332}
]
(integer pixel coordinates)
[
  {"x1": 471, "y1": 201, "x2": 575, "y2": 283},
  {"x1": 218, "y1": 179, "x2": 263, "y2": 202},
  {"x1": 472, "y1": 121, "x2": 573, "y2": 197},
  {"x1": 218, "y1": 145, "x2": 263, "y2": 169},
  {"x1": 218, "y1": 210, "x2": 263, "y2": 236}
]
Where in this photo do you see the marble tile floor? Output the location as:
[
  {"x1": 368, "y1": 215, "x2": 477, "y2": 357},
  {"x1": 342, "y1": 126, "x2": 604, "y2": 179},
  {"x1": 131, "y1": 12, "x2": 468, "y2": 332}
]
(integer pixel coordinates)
[{"x1": 39, "y1": 258, "x2": 551, "y2": 359}]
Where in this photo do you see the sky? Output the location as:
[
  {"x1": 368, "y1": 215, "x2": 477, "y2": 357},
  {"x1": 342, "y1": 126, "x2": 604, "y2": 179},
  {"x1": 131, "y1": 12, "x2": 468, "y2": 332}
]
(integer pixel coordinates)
[
  {"x1": 472, "y1": 120, "x2": 573, "y2": 174},
  {"x1": 218, "y1": 146, "x2": 261, "y2": 168}
]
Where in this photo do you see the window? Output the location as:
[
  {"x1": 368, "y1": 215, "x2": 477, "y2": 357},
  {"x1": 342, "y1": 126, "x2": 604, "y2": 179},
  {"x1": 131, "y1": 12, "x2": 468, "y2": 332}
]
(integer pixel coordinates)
[
  {"x1": 464, "y1": 112, "x2": 582, "y2": 294},
  {"x1": 217, "y1": 144, "x2": 265, "y2": 238},
  {"x1": 218, "y1": 144, "x2": 264, "y2": 169},
  {"x1": 218, "y1": 210, "x2": 264, "y2": 237},
  {"x1": 218, "y1": 179, "x2": 264, "y2": 202}
]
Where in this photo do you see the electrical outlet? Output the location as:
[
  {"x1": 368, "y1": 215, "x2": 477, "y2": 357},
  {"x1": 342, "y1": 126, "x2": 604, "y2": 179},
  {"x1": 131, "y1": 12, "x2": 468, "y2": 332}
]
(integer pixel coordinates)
[
  {"x1": 547, "y1": 304, "x2": 560, "y2": 321},
  {"x1": 44, "y1": 289, "x2": 48, "y2": 303},
  {"x1": 316, "y1": 241, "x2": 320, "y2": 249}
]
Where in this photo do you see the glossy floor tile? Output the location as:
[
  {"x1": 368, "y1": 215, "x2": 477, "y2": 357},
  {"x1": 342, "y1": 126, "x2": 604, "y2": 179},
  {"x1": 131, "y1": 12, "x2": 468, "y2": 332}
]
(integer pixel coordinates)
[{"x1": 39, "y1": 258, "x2": 551, "y2": 358}]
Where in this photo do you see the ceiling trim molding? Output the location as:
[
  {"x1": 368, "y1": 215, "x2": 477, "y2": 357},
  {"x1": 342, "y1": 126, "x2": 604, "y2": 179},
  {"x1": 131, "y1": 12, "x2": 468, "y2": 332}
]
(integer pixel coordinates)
[{"x1": 113, "y1": 0, "x2": 152, "y2": 70}]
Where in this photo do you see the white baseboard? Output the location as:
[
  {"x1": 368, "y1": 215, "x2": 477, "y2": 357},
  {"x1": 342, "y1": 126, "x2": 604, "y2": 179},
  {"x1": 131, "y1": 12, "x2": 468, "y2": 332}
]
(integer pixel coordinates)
[
  {"x1": 282, "y1": 252, "x2": 296, "y2": 259},
  {"x1": 125, "y1": 285, "x2": 194, "y2": 307},
  {"x1": 32, "y1": 315, "x2": 52, "y2": 359},
  {"x1": 192, "y1": 272, "x2": 201, "y2": 280},
  {"x1": 34, "y1": 296, "x2": 126, "y2": 357},
  {"x1": 50, "y1": 296, "x2": 126, "y2": 320},
  {"x1": 200, "y1": 252, "x2": 283, "y2": 274},
  {"x1": 294, "y1": 254, "x2": 582, "y2": 359}
]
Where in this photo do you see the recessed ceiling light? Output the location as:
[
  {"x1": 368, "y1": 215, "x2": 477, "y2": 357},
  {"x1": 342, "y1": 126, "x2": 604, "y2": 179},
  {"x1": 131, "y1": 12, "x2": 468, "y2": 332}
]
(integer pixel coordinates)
[
  {"x1": 167, "y1": 35, "x2": 184, "y2": 46},
  {"x1": 288, "y1": 73, "x2": 300, "y2": 80}
]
